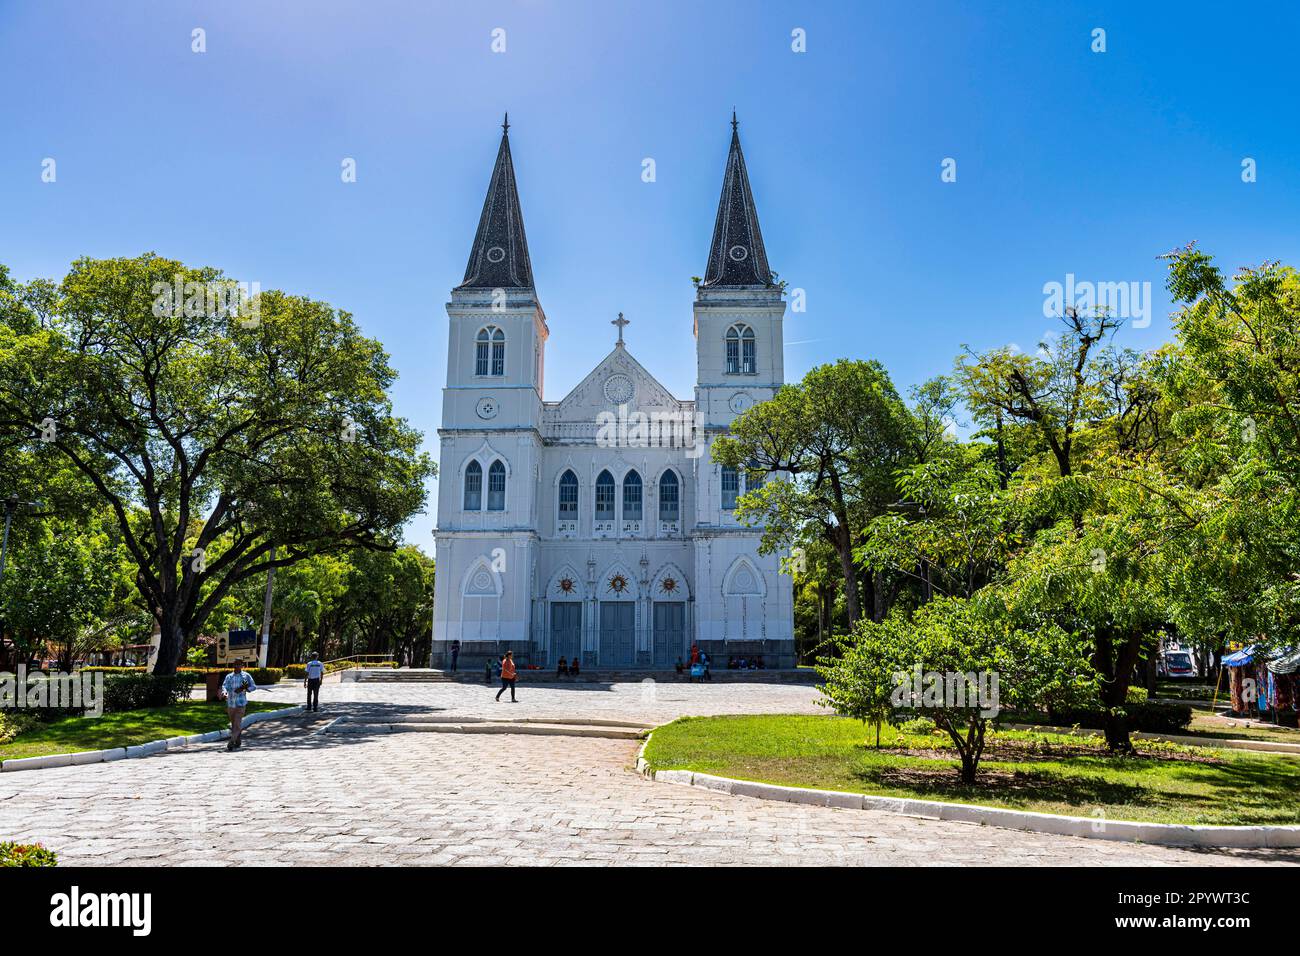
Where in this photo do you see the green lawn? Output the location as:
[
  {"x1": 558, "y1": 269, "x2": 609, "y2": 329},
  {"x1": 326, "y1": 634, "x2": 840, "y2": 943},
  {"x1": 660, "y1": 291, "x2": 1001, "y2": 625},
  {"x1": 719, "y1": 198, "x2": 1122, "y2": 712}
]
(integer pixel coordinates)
[
  {"x1": 0, "y1": 701, "x2": 288, "y2": 764},
  {"x1": 643, "y1": 714, "x2": 1300, "y2": 826}
]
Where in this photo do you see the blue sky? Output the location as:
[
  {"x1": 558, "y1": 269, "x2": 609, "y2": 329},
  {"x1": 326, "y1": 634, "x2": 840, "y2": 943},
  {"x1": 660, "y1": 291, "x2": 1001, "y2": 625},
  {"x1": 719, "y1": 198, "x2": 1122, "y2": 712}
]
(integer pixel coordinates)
[{"x1": 3, "y1": 0, "x2": 1298, "y2": 548}]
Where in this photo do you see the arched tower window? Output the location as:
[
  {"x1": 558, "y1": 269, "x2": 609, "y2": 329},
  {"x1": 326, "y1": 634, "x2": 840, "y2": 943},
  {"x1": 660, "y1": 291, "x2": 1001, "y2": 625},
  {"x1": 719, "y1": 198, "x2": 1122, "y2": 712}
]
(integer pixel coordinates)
[
  {"x1": 622, "y1": 470, "x2": 642, "y2": 521},
  {"x1": 558, "y1": 469, "x2": 579, "y2": 519},
  {"x1": 463, "y1": 460, "x2": 482, "y2": 511},
  {"x1": 659, "y1": 470, "x2": 679, "y2": 522},
  {"x1": 725, "y1": 324, "x2": 756, "y2": 375},
  {"x1": 476, "y1": 326, "x2": 506, "y2": 377},
  {"x1": 594, "y1": 470, "x2": 615, "y2": 520},
  {"x1": 487, "y1": 460, "x2": 506, "y2": 511}
]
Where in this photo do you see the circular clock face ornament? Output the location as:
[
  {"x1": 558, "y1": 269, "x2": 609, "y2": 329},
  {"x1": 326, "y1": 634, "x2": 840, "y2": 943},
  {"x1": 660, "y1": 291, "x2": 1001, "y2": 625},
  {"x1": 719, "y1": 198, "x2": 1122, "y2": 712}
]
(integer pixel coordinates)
[
  {"x1": 728, "y1": 244, "x2": 748, "y2": 262},
  {"x1": 476, "y1": 397, "x2": 498, "y2": 419},
  {"x1": 729, "y1": 392, "x2": 753, "y2": 414},
  {"x1": 486, "y1": 246, "x2": 506, "y2": 263},
  {"x1": 603, "y1": 373, "x2": 634, "y2": 405}
]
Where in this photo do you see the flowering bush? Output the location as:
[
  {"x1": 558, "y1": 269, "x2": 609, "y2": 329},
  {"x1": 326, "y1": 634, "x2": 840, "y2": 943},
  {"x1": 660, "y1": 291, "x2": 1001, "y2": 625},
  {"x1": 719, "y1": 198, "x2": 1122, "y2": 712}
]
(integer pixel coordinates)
[{"x1": 0, "y1": 842, "x2": 58, "y2": 867}]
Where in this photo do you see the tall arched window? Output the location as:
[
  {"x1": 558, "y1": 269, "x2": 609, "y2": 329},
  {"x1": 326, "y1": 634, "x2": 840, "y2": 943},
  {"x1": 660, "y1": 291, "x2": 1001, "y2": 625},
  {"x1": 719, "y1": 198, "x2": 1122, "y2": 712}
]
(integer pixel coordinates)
[
  {"x1": 721, "y1": 465, "x2": 739, "y2": 510},
  {"x1": 659, "y1": 470, "x2": 679, "y2": 522},
  {"x1": 622, "y1": 470, "x2": 642, "y2": 521},
  {"x1": 594, "y1": 470, "x2": 615, "y2": 520},
  {"x1": 558, "y1": 469, "x2": 578, "y2": 519},
  {"x1": 463, "y1": 460, "x2": 482, "y2": 511},
  {"x1": 487, "y1": 460, "x2": 506, "y2": 511},
  {"x1": 476, "y1": 326, "x2": 506, "y2": 376},
  {"x1": 725, "y1": 324, "x2": 756, "y2": 375}
]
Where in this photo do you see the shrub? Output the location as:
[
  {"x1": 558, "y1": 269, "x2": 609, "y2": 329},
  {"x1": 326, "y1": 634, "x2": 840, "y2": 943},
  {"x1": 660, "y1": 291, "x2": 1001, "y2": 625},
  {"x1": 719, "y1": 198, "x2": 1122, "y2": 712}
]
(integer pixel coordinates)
[
  {"x1": 1126, "y1": 686, "x2": 1149, "y2": 704},
  {"x1": 0, "y1": 711, "x2": 41, "y2": 744},
  {"x1": 246, "y1": 668, "x2": 282, "y2": 685},
  {"x1": 0, "y1": 842, "x2": 58, "y2": 867},
  {"x1": 100, "y1": 672, "x2": 202, "y2": 714},
  {"x1": 284, "y1": 665, "x2": 306, "y2": 680},
  {"x1": 899, "y1": 717, "x2": 937, "y2": 735},
  {"x1": 1048, "y1": 701, "x2": 1193, "y2": 735}
]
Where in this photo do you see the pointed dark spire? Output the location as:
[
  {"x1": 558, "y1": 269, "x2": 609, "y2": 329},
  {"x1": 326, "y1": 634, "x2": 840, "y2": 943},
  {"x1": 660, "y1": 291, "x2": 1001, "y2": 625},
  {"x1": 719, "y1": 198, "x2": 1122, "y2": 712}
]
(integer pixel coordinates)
[
  {"x1": 700, "y1": 114, "x2": 773, "y2": 289},
  {"x1": 456, "y1": 118, "x2": 535, "y2": 291}
]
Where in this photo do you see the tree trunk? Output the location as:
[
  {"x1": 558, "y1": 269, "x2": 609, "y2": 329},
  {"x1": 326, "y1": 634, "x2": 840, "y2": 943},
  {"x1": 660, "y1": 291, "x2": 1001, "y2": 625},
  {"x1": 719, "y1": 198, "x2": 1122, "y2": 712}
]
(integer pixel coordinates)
[
  {"x1": 153, "y1": 610, "x2": 186, "y2": 676},
  {"x1": 1095, "y1": 628, "x2": 1145, "y2": 753},
  {"x1": 835, "y1": 530, "x2": 862, "y2": 626}
]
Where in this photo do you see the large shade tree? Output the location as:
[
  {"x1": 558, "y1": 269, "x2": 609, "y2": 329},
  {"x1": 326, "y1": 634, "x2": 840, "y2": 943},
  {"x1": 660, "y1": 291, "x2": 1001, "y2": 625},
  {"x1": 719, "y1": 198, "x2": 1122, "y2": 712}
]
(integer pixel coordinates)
[
  {"x1": 0, "y1": 254, "x2": 434, "y2": 674},
  {"x1": 713, "y1": 360, "x2": 916, "y2": 626}
]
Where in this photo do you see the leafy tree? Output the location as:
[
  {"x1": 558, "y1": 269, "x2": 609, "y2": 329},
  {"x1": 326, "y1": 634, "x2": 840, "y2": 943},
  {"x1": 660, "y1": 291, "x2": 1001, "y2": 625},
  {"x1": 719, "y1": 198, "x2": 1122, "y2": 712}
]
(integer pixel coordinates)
[
  {"x1": 819, "y1": 596, "x2": 1093, "y2": 783},
  {"x1": 338, "y1": 546, "x2": 435, "y2": 666},
  {"x1": 0, "y1": 515, "x2": 142, "y2": 670},
  {"x1": 713, "y1": 360, "x2": 916, "y2": 625},
  {"x1": 0, "y1": 254, "x2": 434, "y2": 674}
]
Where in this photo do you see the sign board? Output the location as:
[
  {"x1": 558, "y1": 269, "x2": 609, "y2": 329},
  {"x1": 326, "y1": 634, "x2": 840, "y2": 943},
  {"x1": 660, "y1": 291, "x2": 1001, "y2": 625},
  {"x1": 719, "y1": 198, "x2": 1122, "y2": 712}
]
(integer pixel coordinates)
[{"x1": 217, "y1": 629, "x2": 260, "y2": 666}]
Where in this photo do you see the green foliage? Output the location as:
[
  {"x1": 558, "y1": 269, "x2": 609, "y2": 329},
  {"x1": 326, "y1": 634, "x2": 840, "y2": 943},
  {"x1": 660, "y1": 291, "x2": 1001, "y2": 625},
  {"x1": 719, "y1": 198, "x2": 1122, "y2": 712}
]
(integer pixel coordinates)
[
  {"x1": 0, "y1": 711, "x2": 41, "y2": 744},
  {"x1": 898, "y1": 716, "x2": 936, "y2": 735},
  {"x1": 818, "y1": 596, "x2": 1094, "y2": 782},
  {"x1": 100, "y1": 673, "x2": 201, "y2": 713},
  {"x1": 0, "y1": 842, "x2": 57, "y2": 867},
  {"x1": 714, "y1": 359, "x2": 918, "y2": 625},
  {"x1": 1048, "y1": 701, "x2": 1193, "y2": 735},
  {"x1": 0, "y1": 253, "x2": 435, "y2": 675}
]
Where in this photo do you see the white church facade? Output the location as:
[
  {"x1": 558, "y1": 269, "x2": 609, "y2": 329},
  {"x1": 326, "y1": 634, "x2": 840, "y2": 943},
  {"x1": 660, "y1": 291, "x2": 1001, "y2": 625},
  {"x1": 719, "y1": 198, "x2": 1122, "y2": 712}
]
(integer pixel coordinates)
[{"x1": 431, "y1": 116, "x2": 795, "y2": 670}]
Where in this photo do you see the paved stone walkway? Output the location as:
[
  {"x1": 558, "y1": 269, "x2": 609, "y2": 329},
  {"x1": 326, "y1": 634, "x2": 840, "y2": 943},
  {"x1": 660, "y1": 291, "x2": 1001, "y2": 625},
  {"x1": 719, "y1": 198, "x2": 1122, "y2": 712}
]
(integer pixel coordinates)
[{"x1": 2, "y1": 680, "x2": 1296, "y2": 866}]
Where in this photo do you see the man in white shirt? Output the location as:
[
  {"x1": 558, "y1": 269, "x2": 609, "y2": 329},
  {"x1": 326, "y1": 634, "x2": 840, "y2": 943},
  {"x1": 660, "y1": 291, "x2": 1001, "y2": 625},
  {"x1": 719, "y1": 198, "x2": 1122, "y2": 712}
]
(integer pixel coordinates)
[
  {"x1": 304, "y1": 653, "x2": 325, "y2": 712},
  {"x1": 220, "y1": 661, "x2": 258, "y2": 751}
]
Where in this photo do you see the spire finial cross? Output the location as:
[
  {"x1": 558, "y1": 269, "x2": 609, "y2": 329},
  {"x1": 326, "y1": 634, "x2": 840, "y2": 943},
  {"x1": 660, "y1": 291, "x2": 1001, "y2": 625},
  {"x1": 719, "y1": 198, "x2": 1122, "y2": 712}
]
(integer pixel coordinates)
[
  {"x1": 731, "y1": 109, "x2": 738, "y2": 133},
  {"x1": 502, "y1": 112, "x2": 510, "y2": 134},
  {"x1": 612, "y1": 312, "x2": 630, "y2": 346}
]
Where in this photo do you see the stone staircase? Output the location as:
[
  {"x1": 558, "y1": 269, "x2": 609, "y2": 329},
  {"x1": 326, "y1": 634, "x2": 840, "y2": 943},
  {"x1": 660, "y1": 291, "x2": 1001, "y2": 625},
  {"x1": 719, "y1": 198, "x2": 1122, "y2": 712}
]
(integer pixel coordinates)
[
  {"x1": 350, "y1": 667, "x2": 816, "y2": 685},
  {"x1": 349, "y1": 668, "x2": 458, "y2": 683}
]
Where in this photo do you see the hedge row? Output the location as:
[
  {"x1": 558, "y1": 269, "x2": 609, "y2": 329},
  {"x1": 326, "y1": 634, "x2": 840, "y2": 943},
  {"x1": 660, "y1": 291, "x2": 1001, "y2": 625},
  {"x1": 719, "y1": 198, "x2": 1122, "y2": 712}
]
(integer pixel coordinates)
[
  {"x1": 81, "y1": 666, "x2": 285, "y2": 684},
  {"x1": 1047, "y1": 700, "x2": 1194, "y2": 735}
]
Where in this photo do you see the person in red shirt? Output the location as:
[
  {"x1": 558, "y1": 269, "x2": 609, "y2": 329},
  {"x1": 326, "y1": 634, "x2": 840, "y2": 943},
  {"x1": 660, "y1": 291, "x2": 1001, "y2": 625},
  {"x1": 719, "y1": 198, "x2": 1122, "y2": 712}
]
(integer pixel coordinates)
[{"x1": 495, "y1": 650, "x2": 518, "y2": 702}]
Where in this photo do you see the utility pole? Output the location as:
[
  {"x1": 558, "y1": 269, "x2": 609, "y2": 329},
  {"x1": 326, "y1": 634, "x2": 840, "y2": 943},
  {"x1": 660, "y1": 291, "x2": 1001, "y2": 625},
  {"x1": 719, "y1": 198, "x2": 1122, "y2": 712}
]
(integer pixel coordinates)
[{"x1": 257, "y1": 546, "x2": 276, "y2": 669}]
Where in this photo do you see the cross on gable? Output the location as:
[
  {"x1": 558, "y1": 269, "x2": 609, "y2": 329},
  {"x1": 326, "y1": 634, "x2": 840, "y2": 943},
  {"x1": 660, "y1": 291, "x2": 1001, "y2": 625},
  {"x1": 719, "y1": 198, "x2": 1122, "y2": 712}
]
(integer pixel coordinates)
[{"x1": 611, "y1": 312, "x2": 630, "y2": 346}]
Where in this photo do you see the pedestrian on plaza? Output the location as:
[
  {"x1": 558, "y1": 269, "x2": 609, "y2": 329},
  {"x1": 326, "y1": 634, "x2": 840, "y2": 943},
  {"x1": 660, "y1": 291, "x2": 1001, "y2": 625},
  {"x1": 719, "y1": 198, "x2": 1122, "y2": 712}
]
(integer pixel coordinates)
[
  {"x1": 304, "y1": 651, "x2": 325, "y2": 712},
  {"x1": 484, "y1": 658, "x2": 493, "y2": 684},
  {"x1": 449, "y1": 639, "x2": 461, "y2": 673},
  {"x1": 220, "y1": 661, "x2": 258, "y2": 751},
  {"x1": 495, "y1": 650, "x2": 517, "y2": 702}
]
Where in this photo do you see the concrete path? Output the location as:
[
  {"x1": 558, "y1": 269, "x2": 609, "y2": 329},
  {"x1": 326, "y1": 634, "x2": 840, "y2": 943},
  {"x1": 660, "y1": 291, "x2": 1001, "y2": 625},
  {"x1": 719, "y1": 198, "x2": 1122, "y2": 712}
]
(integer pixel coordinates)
[{"x1": 1, "y1": 680, "x2": 1294, "y2": 866}]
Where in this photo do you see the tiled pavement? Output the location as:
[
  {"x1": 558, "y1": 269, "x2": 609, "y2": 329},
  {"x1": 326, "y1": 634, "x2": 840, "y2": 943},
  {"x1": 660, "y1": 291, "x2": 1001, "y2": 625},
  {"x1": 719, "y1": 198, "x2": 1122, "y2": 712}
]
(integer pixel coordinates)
[{"x1": 2, "y1": 679, "x2": 1296, "y2": 866}]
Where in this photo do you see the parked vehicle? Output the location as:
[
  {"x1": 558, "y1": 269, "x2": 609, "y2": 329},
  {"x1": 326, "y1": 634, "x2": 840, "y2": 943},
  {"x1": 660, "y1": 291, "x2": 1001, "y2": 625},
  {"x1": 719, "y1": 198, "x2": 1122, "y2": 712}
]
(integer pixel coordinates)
[{"x1": 1159, "y1": 649, "x2": 1196, "y2": 679}]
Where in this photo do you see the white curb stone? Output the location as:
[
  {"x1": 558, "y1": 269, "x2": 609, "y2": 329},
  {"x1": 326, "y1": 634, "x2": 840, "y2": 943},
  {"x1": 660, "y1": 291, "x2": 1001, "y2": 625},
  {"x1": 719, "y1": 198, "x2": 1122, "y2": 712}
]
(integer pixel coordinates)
[
  {"x1": 635, "y1": 726, "x2": 1300, "y2": 848},
  {"x1": 0, "y1": 706, "x2": 304, "y2": 774},
  {"x1": 126, "y1": 740, "x2": 167, "y2": 759}
]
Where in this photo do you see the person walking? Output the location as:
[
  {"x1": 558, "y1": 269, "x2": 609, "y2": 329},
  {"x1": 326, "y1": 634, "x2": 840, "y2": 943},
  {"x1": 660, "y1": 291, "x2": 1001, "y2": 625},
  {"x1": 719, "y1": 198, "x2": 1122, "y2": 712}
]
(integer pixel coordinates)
[
  {"x1": 304, "y1": 652, "x2": 325, "y2": 712},
  {"x1": 220, "y1": 661, "x2": 258, "y2": 751},
  {"x1": 449, "y1": 639, "x2": 460, "y2": 673},
  {"x1": 495, "y1": 650, "x2": 517, "y2": 703}
]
